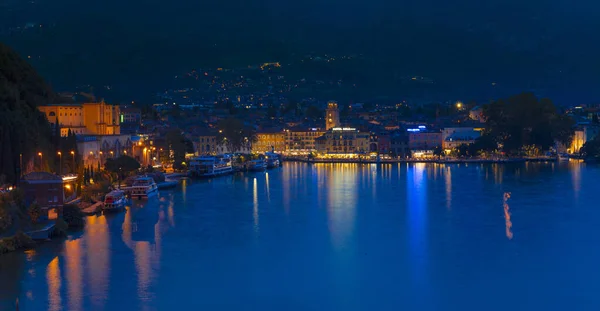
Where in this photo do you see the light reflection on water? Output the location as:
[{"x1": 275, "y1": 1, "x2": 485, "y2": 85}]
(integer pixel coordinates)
[
  {"x1": 1, "y1": 162, "x2": 599, "y2": 310},
  {"x1": 46, "y1": 257, "x2": 61, "y2": 311},
  {"x1": 324, "y1": 163, "x2": 358, "y2": 249}
]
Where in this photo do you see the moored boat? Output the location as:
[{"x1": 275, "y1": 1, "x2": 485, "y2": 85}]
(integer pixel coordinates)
[
  {"x1": 103, "y1": 189, "x2": 127, "y2": 212},
  {"x1": 265, "y1": 152, "x2": 282, "y2": 168},
  {"x1": 248, "y1": 159, "x2": 267, "y2": 172},
  {"x1": 189, "y1": 156, "x2": 233, "y2": 177},
  {"x1": 130, "y1": 177, "x2": 159, "y2": 200}
]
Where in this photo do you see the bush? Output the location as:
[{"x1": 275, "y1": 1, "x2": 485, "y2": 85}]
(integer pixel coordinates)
[
  {"x1": 28, "y1": 202, "x2": 42, "y2": 224},
  {"x1": 0, "y1": 201, "x2": 13, "y2": 234},
  {"x1": 0, "y1": 231, "x2": 35, "y2": 255},
  {"x1": 54, "y1": 218, "x2": 68, "y2": 237},
  {"x1": 62, "y1": 204, "x2": 85, "y2": 229},
  {"x1": 10, "y1": 189, "x2": 25, "y2": 209}
]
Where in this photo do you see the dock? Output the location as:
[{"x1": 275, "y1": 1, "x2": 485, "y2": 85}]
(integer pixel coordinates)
[
  {"x1": 25, "y1": 223, "x2": 56, "y2": 240},
  {"x1": 165, "y1": 172, "x2": 188, "y2": 180},
  {"x1": 81, "y1": 202, "x2": 103, "y2": 215}
]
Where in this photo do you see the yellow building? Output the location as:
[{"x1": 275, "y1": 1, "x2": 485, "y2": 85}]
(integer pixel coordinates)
[
  {"x1": 38, "y1": 101, "x2": 121, "y2": 136},
  {"x1": 325, "y1": 101, "x2": 340, "y2": 130},
  {"x1": 253, "y1": 131, "x2": 285, "y2": 153},
  {"x1": 285, "y1": 127, "x2": 325, "y2": 154},
  {"x1": 315, "y1": 127, "x2": 370, "y2": 156}
]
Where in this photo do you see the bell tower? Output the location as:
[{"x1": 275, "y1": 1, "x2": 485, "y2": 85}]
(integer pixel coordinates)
[{"x1": 325, "y1": 100, "x2": 340, "y2": 130}]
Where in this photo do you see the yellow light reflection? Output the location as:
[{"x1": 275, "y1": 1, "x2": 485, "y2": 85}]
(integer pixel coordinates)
[
  {"x1": 24, "y1": 249, "x2": 36, "y2": 262},
  {"x1": 570, "y1": 161, "x2": 581, "y2": 200},
  {"x1": 504, "y1": 192, "x2": 513, "y2": 240},
  {"x1": 46, "y1": 257, "x2": 62, "y2": 311},
  {"x1": 326, "y1": 163, "x2": 358, "y2": 249},
  {"x1": 86, "y1": 214, "x2": 110, "y2": 309},
  {"x1": 65, "y1": 238, "x2": 83, "y2": 311},
  {"x1": 135, "y1": 242, "x2": 152, "y2": 301},
  {"x1": 265, "y1": 172, "x2": 270, "y2": 202}
]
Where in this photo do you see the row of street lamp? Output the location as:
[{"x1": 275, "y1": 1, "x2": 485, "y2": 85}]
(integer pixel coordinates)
[{"x1": 36, "y1": 146, "x2": 163, "y2": 174}]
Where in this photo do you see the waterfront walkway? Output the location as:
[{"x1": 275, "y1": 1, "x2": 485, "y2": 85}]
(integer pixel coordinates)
[{"x1": 284, "y1": 157, "x2": 559, "y2": 164}]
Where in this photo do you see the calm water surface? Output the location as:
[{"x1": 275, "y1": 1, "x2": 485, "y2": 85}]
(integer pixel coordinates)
[{"x1": 1, "y1": 162, "x2": 600, "y2": 310}]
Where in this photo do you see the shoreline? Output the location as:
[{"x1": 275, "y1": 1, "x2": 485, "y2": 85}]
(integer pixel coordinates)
[{"x1": 283, "y1": 157, "x2": 563, "y2": 164}]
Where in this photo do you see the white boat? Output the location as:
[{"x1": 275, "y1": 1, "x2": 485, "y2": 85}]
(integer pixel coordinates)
[
  {"x1": 248, "y1": 159, "x2": 267, "y2": 172},
  {"x1": 265, "y1": 152, "x2": 282, "y2": 168},
  {"x1": 130, "y1": 177, "x2": 159, "y2": 200},
  {"x1": 190, "y1": 156, "x2": 233, "y2": 177},
  {"x1": 103, "y1": 190, "x2": 127, "y2": 212}
]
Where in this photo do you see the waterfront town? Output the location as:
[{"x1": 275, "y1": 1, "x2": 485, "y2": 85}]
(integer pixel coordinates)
[{"x1": 2, "y1": 40, "x2": 600, "y2": 255}]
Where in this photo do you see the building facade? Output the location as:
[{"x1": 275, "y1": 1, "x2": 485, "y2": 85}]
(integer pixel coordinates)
[
  {"x1": 20, "y1": 172, "x2": 65, "y2": 219},
  {"x1": 325, "y1": 101, "x2": 341, "y2": 130},
  {"x1": 569, "y1": 125, "x2": 600, "y2": 154},
  {"x1": 38, "y1": 101, "x2": 121, "y2": 136},
  {"x1": 77, "y1": 135, "x2": 134, "y2": 168},
  {"x1": 442, "y1": 127, "x2": 483, "y2": 150},
  {"x1": 390, "y1": 133, "x2": 410, "y2": 158},
  {"x1": 253, "y1": 131, "x2": 286, "y2": 153},
  {"x1": 285, "y1": 128, "x2": 325, "y2": 154},
  {"x1": 408, "y1": 131, "x2": 442, "y2": 150},
  {"x1": 315, "y1": 127, "x2": 370, "y2": 155},
  {"x1": 120, "y1": 107, "x2": 142, "y2": 134},
  {"x1": 197, "y1": 135, "x2": 218, "y2": 155}
]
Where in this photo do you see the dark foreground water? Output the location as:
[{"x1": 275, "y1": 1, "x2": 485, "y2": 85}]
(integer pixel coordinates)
[{"x1": 1, "y1": 162, "x2": 600, "y2": 310}]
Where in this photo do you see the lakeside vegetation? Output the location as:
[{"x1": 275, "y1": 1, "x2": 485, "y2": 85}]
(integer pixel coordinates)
[{"x1": 448, "y1": 93, "x2": 575, "y2": 158}]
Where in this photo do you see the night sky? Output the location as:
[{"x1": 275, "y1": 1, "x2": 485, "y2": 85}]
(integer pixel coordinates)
[{"x1": 1, "y1": 0, "x2": 599, "y2": 104}]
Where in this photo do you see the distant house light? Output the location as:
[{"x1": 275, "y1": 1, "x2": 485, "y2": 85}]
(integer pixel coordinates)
[
  {"x1": 418, "y1": 125, "x2": 426, "y2": 129},
  {"x1": 407, "y1": 128, "x2": 421, "y2": 132}
]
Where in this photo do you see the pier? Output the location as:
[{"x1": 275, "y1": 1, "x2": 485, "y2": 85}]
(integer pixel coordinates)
[{"x1": 25, "y1": 223, "x2": 56, "y2": 240}]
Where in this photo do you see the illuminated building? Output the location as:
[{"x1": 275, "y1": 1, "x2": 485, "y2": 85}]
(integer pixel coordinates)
[
  {"x1": 315, "y1": 127, "x2": 369, "y2": 155},
  {"x1": 38, "y1": 101, "x2": 121, "y2": 136},
  {"x1": 253, "y1": 130, "x2": 285, "y2": 153},
  {"x1": 325, "y1": 101, "x2": 340, "y2": 130},
  {"x1": 197, "y1": 134, "x2": 217, "y2": 155},
  {"x1": 285, "y1": 127, "x2": 325, "y2": 154},
  {"x1": 442, "y1": 127, "x2": 483, "y2": 150},
  {"x1": 569, "y1": 126, "x2": 599, "y2": 154},
  {"x1": 407, "y1": 126, "x2": 442, "y2": 150}
]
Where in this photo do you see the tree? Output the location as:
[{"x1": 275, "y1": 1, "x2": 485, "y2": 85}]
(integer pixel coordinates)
[
  {"x1": 483, "y1": 93, "x2": 574, "y2": 154},
  {"x1": 217, "y1": 117, "x2": 255, "y2": 153},
  {"x1": 166, "y1": 129, "x2": 192, "y2": 170},
  {"x1": 580, "y1": 135, "x2": 600, "y2": 160},
  {"x1": 28, "y1": 202, "x2": 41, "y2": 224},
  {"x1": 104, "y1": 155, "x2": 140, "y2": 174}
]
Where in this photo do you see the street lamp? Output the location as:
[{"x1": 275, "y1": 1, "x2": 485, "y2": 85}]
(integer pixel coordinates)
[
  {"x1": 70, "y1": 151, "x2": 75, "y2": 173},
  {"x1": 57, "y1": 151, "x2": 62, "y2": 176},
  {"x1": 38, "y1": 152, "x2": 43, "y2": 171}
]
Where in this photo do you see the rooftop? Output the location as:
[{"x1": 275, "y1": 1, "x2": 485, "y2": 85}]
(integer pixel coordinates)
[{"x1": 23, "y1": 172, "x2": 62, "y2": 181}]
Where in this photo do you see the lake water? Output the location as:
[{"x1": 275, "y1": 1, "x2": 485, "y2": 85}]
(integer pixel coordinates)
[{"x1": 1, "y1": 162, "x2": 600, "y2": 311}]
